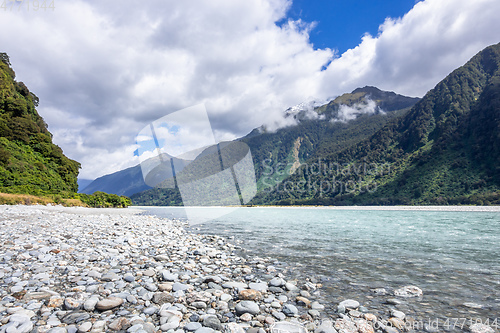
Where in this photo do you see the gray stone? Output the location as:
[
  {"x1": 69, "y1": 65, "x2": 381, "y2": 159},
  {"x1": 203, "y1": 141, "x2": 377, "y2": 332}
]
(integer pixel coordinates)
[
  {"x1": 61, "y1": 311, "x2": 91, "y2": 324},
  {"x1": 23, "y1": 291, "x2": 53, "y2": 301},
  {"x1": 91, "y1": 320, "x2": 106, "y2": 332},
  {"x1": 272, "y1": 311, "x2": 286, "y2": 321},
  {"x1": 145, "y1": 283, "x2": 158, "y2": 292},
  {"x1": 271, "y1": 301, "x2": 281, "y2": 308},
  {"x1": 185, "y1": 322, "x2": 202, "y2": 331},
  {"x1": 282, "y1": 304, "x2": 298, "y2": 317},
  {"x1": 11, "y1": 285, "x2": 24, "y2": 293},
  {"x1": 195, "y1": 328, "x2": 214, "y2": 333},
  {"x1": 277, "y1": 295, "x2": 288, "y2": 302},
  {"x1": 17, "y1": 321, "x2": 34, "y2": 333},
  {"x1": 87, "y1": 271, "x2": 101, "y2": 279},
  {"x1": 272, "y1": 321, "x2": 307, "y2": 333},
  {"x1": 172, "y1": 282, "x2": 190, "y2": 292},
  {"x1": 159, "y1": 310, "x2": 182, "y2": 330},
  {"x1": 143, "y1": 306, "x2": 158, "y2": 315},
  {"x1": 127, "y1": 295, "x2": 138, "y2": 304},
  {"x1": 308, "y1": 309, "x2": 321, "y2": 318},
  {"x1": 203, "y1": 315, "x2": 223, "y2": 331},
  {"x1": 124, "y1": 274, "x2": 135, "y2": 282},
  {"x1": 284, "y1": 282, "x2": 298, "y2": 291},
  {"x1": 8, "y1": 314, "x2": 31, "y2": 323},
  {"x1": 248, "y1": 282, "x2": 268, "y2": 293},
  {"x1": 386, "y1": 298, "x2": 403, "y2": 305},
  {"x1": 204, "y1": 276, "x2": 222, "y2": 284},
  {"x1": 162, "y1": 271, "x2": 178, "y2": 282},
  {"x1": 101, "y1": 272, "x2": 119, "y2": 281},
  {"x1": 311, "y1": 301, "x2": 325, "y2": 310},
  {"x1": 47, "y1": 328, "x2": 68, "y2": 333},
  {"x1": 223, "y1": 322, "x2": 245, "y2": 333},
  {"x1": 143, "y1": 269, "x2": 155, "y2": 277},
  {"x1": 390, "y1": 309, "x2": 406, "y2": 320},
  {"x1": 191, "y1": 301, "x2": 207, "y2": 309},
  {"x1": 78, "y1": 321, "x2": 93, "y2": 332},
  {"x1": 221, "y1": 281, "x2": 248, "y2": 292},
  {"x1": 95, "y1": 296, "x2": 124, "y2": 311},
  {"x1": 269, "y1": 277, "x2": 285, "y2": 287},
  {"x1": 153, "y1": 292, "x2": 175, "y2": 305},
  {"x1": 235, "y1": 300, "x2": 260, "y2": 315},
  {"x1": 269, "y1": 286, "x2": 284, "y2": 293},
  {"x1": 129, "y1": 322, "x2": 156, "y2": 333},
  {"x1": 339, "y1": 299, "x2": 359, "y2": 309}
]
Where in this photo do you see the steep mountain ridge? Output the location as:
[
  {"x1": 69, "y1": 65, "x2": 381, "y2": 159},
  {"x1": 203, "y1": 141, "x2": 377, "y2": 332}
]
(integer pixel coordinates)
[
  {"x1": 0, "y1": 53, "x2": 80, "y2": 195},
  {"x1": 252, "y1": 42, "x2": 500, "y2": 205},
  {"x1": 131, "y1": 88, "x2": 419, "y2": 205}
]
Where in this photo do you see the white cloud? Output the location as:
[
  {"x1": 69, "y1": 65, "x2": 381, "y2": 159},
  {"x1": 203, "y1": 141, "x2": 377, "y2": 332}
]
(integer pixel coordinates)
[
  {"x1": 1, "y1": 0, "x2": 499, "y2": 179},
  {"x1": 319, "y1": 0, "x2": 500, "y2": 97},
  {"x1": 334, "y1": 98, "x2": 380, "y2": 123}
]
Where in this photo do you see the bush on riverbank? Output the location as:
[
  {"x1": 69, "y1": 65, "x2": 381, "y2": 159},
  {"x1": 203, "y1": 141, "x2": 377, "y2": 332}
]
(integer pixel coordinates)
[{"x1": 77, "y1": 191, "x2": 132, "y2": 208}]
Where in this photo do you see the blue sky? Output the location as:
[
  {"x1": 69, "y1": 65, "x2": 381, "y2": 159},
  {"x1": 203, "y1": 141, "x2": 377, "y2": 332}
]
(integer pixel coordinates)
[
  {"x1": 285, "y1": 0, "x2": 421, "y2": 53},
  {"x1": 1, "y1": 0, "x2": 499, "y2": 179}
]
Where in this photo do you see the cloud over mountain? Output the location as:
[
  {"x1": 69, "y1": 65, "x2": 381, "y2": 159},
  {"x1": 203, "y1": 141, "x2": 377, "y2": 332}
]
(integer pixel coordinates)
[{"x1": 1, "y1": 0, "x2": 499, "y2": 178}]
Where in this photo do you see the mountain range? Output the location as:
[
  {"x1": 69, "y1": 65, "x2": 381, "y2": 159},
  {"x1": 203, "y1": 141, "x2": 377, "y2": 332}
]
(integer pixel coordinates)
[{"x1": 83, "y1": 42, "x2": 500, "y2": 206}]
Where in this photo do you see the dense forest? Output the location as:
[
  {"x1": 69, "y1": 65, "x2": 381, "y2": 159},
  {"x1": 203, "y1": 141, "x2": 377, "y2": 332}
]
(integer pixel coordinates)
[{"x1": 0, "y1": 53, "x2": 131, "y2": 207}]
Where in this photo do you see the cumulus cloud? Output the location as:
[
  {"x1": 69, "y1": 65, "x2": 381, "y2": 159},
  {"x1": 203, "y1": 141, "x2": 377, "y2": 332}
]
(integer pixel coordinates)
[
  {"x1": 1, "y1": 0, "x2": 499, "y2": 179},
  {"x1": 333, "y1": 98, "x2": 381, "y2": 123},
  {"x1": 319, "y1": 0, "x2": 500, "y2": 97}
]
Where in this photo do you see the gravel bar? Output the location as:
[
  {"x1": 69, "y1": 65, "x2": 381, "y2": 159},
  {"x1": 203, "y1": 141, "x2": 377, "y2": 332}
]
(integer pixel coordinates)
[{"x1": 0, "y1": 205, "x2": 493, "y2": 333}]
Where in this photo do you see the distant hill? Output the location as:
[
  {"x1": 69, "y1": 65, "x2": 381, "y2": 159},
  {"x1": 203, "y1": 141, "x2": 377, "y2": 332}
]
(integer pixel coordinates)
[
  {"x1": 252, "y1": 42, "x2": 500, "y2": 205},
  {"x1": 0, "y1": 53, "x2": 80, "y2": 195},
  {"x1": 80, "y1": 164, "x2": 151, "y2": 197},
  {"x1": 77, "y1": 178, "x2": 94, "y2": 192}
]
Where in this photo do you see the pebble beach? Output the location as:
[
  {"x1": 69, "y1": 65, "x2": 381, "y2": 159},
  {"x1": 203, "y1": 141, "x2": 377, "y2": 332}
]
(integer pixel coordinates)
[{"x1": 0, "y1": 205, "x2": 496, "y2": 333}]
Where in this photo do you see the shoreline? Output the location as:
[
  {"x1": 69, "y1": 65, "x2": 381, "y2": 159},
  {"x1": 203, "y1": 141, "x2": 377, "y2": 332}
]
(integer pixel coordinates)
[
  {"x1": 133, "y1": 205, "x2": 500, "y2": 212},
  {"x1": 0, "y1": 205, "x2": 496, "y2": 333}
]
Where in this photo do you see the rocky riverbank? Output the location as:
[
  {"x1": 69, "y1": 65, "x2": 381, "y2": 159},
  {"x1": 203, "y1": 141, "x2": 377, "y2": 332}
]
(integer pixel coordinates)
[{"x1": 0, "y1": 205, "x2": 495, "y2": 333}]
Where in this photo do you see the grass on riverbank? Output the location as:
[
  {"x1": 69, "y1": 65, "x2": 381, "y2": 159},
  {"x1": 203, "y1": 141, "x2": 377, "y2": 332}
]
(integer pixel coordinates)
[
  {"x1": 0, "y1": 191, "x2": 132, "y2": 208},
  {"x1": 0, "y1": 193, "x2": 82, "y2": 206}
]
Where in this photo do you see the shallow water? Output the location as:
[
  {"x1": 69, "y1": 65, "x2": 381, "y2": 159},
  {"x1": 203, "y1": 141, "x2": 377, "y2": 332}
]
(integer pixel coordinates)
[{"x1": 140, "y1": 206, "x2": 500, "y2": 330}]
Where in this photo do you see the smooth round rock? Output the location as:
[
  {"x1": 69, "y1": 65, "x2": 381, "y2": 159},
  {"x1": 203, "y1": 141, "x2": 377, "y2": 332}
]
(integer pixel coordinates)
[
  {"x1": 269, "y1": 277, "x2": 285, "y2": 287},
  {"x1": 339, "y1": 299, "x2": 359, "y2": 309},
  {"x1": 235, "y1": 301, "x2": 260, "y2": 315},
  {"x1": 184, "y1": 322, "x2": 202, "y2": 331},
  {"x1": 95, "y1": 297, "x2": 124, "y2": 311},
  {"x1": 78, "y1": 321, "x2": 92, "y2": 332}
]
